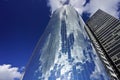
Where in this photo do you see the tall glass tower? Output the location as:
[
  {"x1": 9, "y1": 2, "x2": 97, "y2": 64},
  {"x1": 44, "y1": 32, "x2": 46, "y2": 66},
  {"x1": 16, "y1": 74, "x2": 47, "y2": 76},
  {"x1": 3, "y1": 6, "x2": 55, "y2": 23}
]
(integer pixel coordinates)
[{"x1": 22, "y1": 5, "x2": 110, "y2": 80}]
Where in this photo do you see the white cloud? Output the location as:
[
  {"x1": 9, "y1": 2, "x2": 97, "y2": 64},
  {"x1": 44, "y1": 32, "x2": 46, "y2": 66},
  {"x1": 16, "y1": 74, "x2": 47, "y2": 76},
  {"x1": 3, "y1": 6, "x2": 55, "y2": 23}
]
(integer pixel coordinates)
[
  {"x1": 47, "y1": 0, "x2": 120, "y2": 18},
  {"x1": 47, "y1": 0, "x2": 64, "y2": 13},
  {"x1": 69, "y1": 0, "x2": 86, "y2": 15},
  {"x1": 0, "y1": 64, "x2": 23, "y2": 80},
  {"x1": 85, "y1": 0, "x2": 120, "y2": 18},
  {"x1": 47, "y1": 0, "x2": 85, "y2": 15}
]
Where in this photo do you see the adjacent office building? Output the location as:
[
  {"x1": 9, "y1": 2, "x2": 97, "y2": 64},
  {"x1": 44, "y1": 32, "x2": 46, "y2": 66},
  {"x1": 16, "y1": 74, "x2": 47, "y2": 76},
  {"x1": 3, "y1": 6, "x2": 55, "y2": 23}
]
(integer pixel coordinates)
[{"x1": 86, "y1": 9, "x2": 120, "y2": 79}]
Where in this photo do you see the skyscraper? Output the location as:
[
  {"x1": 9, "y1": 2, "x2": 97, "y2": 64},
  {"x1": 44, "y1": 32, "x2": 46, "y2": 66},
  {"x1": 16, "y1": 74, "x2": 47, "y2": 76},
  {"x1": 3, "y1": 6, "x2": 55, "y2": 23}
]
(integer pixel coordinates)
[
  {"x1": 22, "y1": 5, "x2": 110, "y2": 80},
  {"x1": 86, "y1": 9, "x2": 120, "y2": 79}
]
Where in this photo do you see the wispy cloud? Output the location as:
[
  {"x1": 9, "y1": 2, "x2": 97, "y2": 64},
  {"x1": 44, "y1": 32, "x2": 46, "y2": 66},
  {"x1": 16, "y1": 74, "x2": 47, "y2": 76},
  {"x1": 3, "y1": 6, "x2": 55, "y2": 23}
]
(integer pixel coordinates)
[
  {"x1": 47, "y1": 0, "x2": 120, "y2": 18},
  {"x1": 84, "y1": 0, "x2": 120, "y2": 18},
  {"x1": 0, "y1": 64, "x2": 23, "y2": 80}
]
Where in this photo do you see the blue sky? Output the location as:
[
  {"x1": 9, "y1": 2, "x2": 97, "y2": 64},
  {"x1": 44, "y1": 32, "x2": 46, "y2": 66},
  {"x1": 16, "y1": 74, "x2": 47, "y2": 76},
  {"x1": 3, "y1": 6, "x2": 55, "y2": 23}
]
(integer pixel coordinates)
[
  {"x1": 0, "y1": 0, "x2": 50, "y2": 67},
  {"x1": 0, "y1": 0, "x2": 120, "y2": 80},
  {"x1": 0, "y1": 0, "x2": 50, "y2": 79}
]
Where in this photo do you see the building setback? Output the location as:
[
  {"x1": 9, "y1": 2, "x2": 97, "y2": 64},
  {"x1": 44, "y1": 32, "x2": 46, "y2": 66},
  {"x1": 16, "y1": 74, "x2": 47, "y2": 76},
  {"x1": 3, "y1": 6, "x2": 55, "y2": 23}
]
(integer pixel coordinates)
[{"x1": 86, "y1": 9, "x2": 120, "y2": 80}]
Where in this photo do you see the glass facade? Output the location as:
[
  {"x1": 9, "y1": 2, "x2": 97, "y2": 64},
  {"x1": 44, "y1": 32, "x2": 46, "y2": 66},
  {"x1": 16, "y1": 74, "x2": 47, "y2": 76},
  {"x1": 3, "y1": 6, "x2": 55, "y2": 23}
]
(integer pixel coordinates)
[{"x1": 22, "y1": 5, "x2": 110, "y2": 80}]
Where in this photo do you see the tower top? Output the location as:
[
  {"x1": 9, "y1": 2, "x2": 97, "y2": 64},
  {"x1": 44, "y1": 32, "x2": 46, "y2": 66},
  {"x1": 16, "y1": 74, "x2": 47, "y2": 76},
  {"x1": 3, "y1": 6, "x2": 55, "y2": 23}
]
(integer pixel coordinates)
[{"x1": 60, "y1": 0, "x2": 70, "y2": 5}]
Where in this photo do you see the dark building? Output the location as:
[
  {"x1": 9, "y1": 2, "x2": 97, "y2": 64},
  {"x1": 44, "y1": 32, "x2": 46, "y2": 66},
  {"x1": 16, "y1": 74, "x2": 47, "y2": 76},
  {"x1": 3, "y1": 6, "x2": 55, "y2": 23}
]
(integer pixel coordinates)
[{"x1": 86, "y1": 9, "x2": 120, "y2": 80}]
